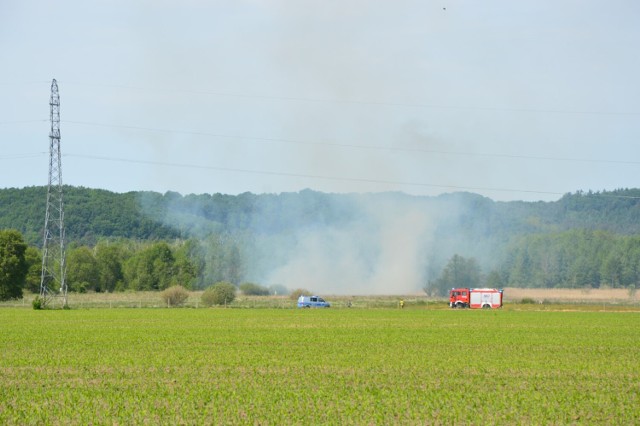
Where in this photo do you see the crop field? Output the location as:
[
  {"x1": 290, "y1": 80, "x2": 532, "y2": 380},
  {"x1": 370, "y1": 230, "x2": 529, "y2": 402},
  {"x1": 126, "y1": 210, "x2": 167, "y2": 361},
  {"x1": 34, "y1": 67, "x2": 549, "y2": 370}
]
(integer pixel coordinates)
[{"x1": 1, "y1": 308, "x2": 639, "y2": 424}]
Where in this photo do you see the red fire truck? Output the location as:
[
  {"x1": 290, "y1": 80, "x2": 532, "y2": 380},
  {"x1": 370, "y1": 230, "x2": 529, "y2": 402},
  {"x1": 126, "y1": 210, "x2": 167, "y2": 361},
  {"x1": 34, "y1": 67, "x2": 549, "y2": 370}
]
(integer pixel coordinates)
[{"x1": 449, "y1": 288, "x2": 503, "y2": 309}]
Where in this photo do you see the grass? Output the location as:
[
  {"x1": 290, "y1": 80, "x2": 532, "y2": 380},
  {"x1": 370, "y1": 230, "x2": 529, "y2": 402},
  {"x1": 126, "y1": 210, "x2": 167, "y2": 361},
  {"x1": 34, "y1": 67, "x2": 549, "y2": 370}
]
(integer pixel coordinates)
[
  {"x1": 4, "y1": 286, "x2": 639, "y2": 311},
  {"x1": 1, "y1": 308, "x2": 639, "y2": 424}
]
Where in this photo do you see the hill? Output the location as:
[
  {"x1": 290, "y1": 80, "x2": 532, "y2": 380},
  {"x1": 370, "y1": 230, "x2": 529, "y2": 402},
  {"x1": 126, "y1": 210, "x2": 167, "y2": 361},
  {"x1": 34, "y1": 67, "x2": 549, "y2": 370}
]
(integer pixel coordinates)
[
  {"x1": 0, "y1": 186, "x2": 179, "y2": 244},
  {"x1": 2, "y1": 186, "x2": 640, "y2": 292}
]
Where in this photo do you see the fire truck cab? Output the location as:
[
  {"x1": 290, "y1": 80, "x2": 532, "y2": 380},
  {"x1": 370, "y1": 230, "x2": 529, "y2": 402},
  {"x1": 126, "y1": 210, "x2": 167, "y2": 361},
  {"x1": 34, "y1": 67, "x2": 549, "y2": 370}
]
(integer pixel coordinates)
[{"x1": 449, "y1": 288, "x2": 503, "y2": 309}]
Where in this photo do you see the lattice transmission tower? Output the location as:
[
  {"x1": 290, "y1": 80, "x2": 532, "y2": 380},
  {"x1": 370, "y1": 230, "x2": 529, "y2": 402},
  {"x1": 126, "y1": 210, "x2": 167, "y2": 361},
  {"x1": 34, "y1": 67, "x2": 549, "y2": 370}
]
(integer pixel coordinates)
[{"x1": 39, "y1": 79, "x2": 67, "y2": 308}]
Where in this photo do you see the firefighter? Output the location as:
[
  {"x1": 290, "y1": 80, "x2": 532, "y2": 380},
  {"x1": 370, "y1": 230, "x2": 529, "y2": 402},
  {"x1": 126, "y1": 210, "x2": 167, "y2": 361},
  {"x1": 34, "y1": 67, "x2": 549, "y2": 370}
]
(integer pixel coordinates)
[{"x1": 399, "y1": 299, "x2": 405, "y2": 309}]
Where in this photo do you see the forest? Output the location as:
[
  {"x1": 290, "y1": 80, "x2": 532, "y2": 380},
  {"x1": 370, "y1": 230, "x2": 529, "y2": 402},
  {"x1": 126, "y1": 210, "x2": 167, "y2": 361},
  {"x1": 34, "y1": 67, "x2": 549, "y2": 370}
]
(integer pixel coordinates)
[{"x1": 1, "y1": 185, "x2": 640, "y2": 297}]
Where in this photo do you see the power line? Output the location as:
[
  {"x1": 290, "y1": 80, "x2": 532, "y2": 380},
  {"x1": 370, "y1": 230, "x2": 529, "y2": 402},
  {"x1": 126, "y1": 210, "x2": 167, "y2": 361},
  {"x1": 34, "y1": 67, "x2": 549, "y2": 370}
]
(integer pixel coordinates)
[
  {"x1": 0, "y1": 152, "x2": 47, "y2": 160},
  {"x1": 8, "y1": 80, "x2": 636, "y2": 116},
  {"x1": 0, "y1": 119, "x2": 48, "y2": 125},
  {"x1": 63, "y1": 152, "x2": 640, "y2": 200},
  {"x1": 64, "y1": 152, "x2": 566, "y2": 197},
  {"x1": 64, "y1": 120, "x2": 640, "y2": 166},
  {"x1": 0, "y1": 81, "x2": 50, "y2": 86},
  {"x1": 0, "y1": 150, "x2": 633, "y2": 199},
  {"x1": 61, "y1": 81, "x2": 640, "y2": 116}
]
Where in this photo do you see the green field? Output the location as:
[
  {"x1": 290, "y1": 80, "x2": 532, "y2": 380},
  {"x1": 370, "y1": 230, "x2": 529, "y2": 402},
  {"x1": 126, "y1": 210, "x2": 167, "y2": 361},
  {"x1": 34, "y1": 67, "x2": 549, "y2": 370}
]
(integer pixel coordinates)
[{"x1": 1, "y1": 308, "x2": 639, "y2": 424}]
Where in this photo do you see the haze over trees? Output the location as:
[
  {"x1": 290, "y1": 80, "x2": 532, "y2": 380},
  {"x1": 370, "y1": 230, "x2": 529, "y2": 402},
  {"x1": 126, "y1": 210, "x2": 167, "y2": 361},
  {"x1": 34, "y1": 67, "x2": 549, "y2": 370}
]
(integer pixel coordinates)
[
  {"x1": 1, "y1": 186, "x2": 640, "y2": 296},
  {"x1": 427, "y1": 255, "x2": 482, "y2": 296}
]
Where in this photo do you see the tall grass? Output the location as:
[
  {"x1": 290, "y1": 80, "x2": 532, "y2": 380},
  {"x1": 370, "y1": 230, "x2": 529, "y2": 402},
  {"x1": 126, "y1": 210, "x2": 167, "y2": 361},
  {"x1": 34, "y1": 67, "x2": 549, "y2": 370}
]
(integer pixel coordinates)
[{"x1": 1, "y1": 287, "x2": 638, "y2": 310}]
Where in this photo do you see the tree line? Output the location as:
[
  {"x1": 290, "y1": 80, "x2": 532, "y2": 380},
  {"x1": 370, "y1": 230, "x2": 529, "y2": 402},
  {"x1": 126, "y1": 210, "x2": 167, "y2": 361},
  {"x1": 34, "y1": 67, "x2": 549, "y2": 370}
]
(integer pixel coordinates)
[
  {"x1": 3, "y1": 227, "x2": 640, "y2": 301},
  {"x1": 5, "y1": 186, "x2": 640, "y2": 247},
  {"x1": 429, "y1": 230, "x2": 640, "y2": 295},
  {"x1": 0, "y1": 229, "x2": 259, "y2": 300},
  {"x1": 3, "y1": 186, "x2": 640, "y2": 300}
]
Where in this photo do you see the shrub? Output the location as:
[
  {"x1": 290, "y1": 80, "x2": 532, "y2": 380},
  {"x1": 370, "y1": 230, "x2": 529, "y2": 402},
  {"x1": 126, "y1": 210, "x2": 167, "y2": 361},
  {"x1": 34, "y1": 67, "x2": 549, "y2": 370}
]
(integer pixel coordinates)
[
  {"x1": 32, "y1": 296, "x2": 43, "y2": 310},
  {"x1": 289, "y1": 288, "x2": 311, "y2": 300},
  {"x1": 239, "y1": 282, "x2": 270, "y2": 296},
  {"x1": 201, "y1": 282, "x2": 236, "y2": 307},
  {"x1": 161, "y1": 285, "x2": 190, "y2": 307},
  {"x1": 520, "y1": 297, "x2": 536, "y2": 304}
]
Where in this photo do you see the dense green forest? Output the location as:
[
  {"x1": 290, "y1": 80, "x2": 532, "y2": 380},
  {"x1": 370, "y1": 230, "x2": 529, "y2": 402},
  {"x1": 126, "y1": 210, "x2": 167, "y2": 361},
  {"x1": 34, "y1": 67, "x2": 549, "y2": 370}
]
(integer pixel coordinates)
[{"x1": 1, "y1": 186, "x2": 640, "y2": 296}]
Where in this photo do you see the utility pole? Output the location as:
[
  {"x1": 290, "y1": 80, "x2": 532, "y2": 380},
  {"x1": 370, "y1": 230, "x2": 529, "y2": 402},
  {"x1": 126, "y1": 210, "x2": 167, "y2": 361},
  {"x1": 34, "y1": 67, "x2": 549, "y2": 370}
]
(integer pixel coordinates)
[{"x1": 39, "y1": 79, "x2": 67, "y2": 308}]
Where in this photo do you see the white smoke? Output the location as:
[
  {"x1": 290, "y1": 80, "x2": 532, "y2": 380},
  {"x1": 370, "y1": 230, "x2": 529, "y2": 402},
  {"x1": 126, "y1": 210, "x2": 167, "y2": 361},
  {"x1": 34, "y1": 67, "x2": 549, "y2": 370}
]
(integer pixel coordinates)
[{"x1": 265, "y1": 195, "x2": 434, "y2": 295}]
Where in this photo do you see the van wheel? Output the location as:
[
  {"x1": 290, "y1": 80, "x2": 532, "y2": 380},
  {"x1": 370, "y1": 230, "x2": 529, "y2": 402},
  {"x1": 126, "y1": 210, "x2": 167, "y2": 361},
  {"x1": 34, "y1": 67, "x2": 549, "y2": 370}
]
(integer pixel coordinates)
[{"x1": 482, "y1": 304, "x2": 491, "y2": 309}]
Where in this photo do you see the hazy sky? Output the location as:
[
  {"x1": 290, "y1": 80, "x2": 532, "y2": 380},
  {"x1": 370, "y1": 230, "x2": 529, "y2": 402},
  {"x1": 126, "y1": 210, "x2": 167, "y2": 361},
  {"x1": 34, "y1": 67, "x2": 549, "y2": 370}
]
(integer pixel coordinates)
[{"x1": 1, "y1": 0, "x2": 639, "y2": 202}]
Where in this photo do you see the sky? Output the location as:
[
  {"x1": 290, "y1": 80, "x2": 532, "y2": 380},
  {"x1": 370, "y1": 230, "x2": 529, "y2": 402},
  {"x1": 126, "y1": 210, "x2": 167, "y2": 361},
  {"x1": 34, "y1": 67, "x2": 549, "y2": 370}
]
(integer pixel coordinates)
[{"x1": 1, "y1": 0, "x2": 639, "y2": 202}]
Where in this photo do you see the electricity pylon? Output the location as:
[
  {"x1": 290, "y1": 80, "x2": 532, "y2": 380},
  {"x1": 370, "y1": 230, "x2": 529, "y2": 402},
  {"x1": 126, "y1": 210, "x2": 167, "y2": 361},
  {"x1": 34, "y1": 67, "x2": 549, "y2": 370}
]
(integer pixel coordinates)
[{"x1": 39, "y1": 79, "x2": 67, "y2": 308}]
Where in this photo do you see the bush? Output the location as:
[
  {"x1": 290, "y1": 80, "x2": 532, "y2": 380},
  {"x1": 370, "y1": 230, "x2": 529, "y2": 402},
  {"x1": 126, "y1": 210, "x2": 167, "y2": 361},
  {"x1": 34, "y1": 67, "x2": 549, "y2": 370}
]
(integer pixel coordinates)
[
  {"x1": 239, "y1": 282, "x2": 270, "y2": 296},
  {"x1": 32, "y1": 296, "x2": 43, "y2": 310},
  {"x1": 520, "y1": 297, "x2": 536, "y2": 304},
  {"x1": 161, "y1": 285, "x2": 190, "y2": 307},
  {"x1": 289, "y1": 288, "x2": 311, "y2": 300},
  {"x1": 201, "y1": 282, "x2": 236, "y2": 307}
]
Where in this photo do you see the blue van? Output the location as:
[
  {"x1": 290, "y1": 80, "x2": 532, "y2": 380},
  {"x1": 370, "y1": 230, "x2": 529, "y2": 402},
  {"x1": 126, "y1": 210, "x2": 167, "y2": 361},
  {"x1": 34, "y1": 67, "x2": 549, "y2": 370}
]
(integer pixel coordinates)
[{"x1": 297, "y1": 295, "x2": 331, "y2": 308}]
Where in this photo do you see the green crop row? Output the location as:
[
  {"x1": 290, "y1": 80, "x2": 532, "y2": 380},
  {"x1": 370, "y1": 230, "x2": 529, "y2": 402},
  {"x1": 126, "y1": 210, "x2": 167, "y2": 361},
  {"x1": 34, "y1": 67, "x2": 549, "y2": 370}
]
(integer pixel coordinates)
[{"x1": 0, "y1": 309, "x2": 638, "y2": 424}]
